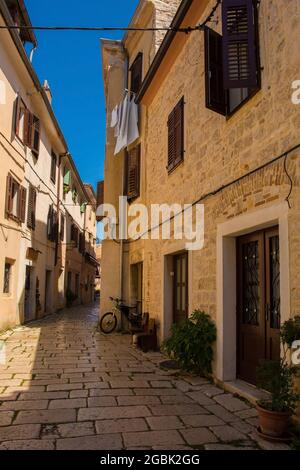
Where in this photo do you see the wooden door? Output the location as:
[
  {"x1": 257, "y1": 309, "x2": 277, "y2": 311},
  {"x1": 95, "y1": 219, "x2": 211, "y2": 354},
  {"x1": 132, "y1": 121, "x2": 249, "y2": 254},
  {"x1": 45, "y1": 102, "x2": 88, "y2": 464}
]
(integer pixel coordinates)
[
  {"x1": 237, "y1": 227, "x2": 280, "y2": 385},
  {"x1": 173, "y1": 253, "x2": 188, "y2": 324}
]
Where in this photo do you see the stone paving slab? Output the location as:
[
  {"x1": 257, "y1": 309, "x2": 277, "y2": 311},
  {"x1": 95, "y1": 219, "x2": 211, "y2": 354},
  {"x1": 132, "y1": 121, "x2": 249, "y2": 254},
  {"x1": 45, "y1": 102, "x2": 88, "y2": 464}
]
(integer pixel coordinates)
[{"x1": 0, "y1": 304, "x2": 291, "y2": 451}]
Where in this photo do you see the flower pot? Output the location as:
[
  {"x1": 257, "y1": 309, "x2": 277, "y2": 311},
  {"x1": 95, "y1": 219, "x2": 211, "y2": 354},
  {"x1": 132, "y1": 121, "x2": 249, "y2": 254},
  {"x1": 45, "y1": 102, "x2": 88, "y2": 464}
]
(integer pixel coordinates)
[{"x1": 257, "y1": 404, "x2": 291, "y2": 438}]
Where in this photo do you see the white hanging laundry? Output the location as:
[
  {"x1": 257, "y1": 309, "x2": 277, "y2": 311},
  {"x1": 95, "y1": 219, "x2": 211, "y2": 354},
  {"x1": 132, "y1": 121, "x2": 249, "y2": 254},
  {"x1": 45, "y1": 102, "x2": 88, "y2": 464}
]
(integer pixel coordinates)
[
  {"x1": 114, "y1": 92, "x2": 130, "y2": 155},
  {"x1": 127, "y1": 97, "x2": 139, "y2": 146},
  {"x1": 110, "y1": 105, "x2": 119, "y2": 128}
]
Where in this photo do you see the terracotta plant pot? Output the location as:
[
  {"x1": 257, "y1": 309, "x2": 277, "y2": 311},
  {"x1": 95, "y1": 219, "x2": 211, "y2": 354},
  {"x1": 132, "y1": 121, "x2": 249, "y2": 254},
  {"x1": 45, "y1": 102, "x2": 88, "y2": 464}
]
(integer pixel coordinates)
[{"x1": 257, "y1": 404, "x2": 291, "y2": 438}]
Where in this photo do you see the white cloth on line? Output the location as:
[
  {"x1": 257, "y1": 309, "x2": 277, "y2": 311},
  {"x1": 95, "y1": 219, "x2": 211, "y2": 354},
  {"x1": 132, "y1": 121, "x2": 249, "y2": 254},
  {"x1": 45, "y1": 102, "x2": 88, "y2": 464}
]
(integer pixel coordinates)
[
  {"x1": 127, "y1": 98, "x2": 139, "y2": 147},
  {"x1": 110, "y1": 105, "x2": 119, "y2": 128},
  {"x1": 114, "y1": 93, "x2": 130, "y2": 155},
  {"x1": 113, "y1": 92, "x2": 140, "y2": 155}
]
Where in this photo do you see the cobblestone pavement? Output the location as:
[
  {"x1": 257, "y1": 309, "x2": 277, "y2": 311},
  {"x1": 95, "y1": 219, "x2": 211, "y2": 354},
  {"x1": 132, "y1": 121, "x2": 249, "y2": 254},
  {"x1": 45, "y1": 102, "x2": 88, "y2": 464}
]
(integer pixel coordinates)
[{"x1": 0, "y1": 305, "x2": 290, "y2": 450}]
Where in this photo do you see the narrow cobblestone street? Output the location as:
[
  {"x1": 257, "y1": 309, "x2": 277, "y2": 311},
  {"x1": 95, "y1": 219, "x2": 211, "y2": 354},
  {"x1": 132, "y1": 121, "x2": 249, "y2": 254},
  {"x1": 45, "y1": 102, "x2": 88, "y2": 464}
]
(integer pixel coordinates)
[{"x1": 0, "y1": 305, "x2": 290, "y2": 451}]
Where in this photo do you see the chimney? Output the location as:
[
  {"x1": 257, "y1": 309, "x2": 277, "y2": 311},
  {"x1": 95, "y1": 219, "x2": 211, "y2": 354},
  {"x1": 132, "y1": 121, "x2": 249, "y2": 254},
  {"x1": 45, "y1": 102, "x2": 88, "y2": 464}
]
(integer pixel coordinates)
[{"x1": 43, "y1": 80, "x2": 52, "y2": 104}]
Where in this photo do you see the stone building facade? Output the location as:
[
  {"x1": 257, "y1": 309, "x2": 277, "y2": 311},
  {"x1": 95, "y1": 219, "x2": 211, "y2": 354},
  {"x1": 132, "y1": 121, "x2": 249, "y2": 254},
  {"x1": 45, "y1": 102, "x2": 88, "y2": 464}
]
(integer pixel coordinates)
[{"x1": 101, "y1": 0, "x2": 300, "y2": 397}]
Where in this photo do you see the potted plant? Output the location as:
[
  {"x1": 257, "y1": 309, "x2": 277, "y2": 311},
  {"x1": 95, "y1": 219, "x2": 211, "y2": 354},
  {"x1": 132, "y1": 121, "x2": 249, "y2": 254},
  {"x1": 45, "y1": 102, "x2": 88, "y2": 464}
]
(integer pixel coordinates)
[{"x1": 256, "y1": 316, "x2": 300, "y2": 439}]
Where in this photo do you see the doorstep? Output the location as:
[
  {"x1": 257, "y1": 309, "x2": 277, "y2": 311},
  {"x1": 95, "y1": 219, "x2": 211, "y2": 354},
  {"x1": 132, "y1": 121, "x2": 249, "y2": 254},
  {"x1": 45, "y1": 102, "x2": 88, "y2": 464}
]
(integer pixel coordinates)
[{"x1": 220, "y1": 379, "x2": 270, "y2": 406}]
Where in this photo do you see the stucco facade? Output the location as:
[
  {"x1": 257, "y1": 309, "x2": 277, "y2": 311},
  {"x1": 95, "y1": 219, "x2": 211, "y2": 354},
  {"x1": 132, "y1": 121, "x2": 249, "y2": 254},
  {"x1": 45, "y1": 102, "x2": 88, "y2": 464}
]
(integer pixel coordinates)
[
  {"x1": 0, "y1": 0, "x2": 97, "y2": 331},
  {"x1": 101, "y1": 0, "x2": 300, "y2": 402}
]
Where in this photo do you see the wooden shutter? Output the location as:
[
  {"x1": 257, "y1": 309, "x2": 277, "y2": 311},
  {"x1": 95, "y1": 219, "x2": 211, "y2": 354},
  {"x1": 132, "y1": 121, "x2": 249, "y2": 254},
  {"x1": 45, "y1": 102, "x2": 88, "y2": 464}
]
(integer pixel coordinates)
[
  {"x1": 18, "y1": 186, "x2": 27, "y2": 223},
  {"x1": 204, "y1": 27, "x2": 227, "y2": 115},
  {"x1": 130, "y1": 53, "x2": 143, "y2": 94},
  {"x1": 47, "y1": 205, "x2": 53, "y2": 240},
  {"x1": 13, "y1": 96, "x2": 21, "y2": 137},
  {"x1": 127, "y1": 145, "x2": 141, "y2": 200},
  {"x1": 51, "y1": 151, "x2": 57, "y2": 182},
  {"x1": 5, "y1": 174, "x2": 13, "y2": 217},
  {"x1": 27, "y1": 185, "x2": 37, "y2": 230},
  {"x1": 168, "y1": 98, "x2": 184, "y2": 171},
  {"x1": 222, "y1": 0, "x2": 259, "y2": 89},
  {"x1": 23, "y1": 110, "x2": 33, "y2": 147},
  {"x1": 31, "y1": 116, "x2": 40, "y2": 157}
]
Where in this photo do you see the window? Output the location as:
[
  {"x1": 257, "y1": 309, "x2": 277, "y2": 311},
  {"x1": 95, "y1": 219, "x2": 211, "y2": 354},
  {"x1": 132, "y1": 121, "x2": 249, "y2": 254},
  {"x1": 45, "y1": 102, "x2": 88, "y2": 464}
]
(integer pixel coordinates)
[
  {"x1": 6, "y1": 174, "x2": 26, "y2": 223},
  {"x1": 60, "y1": 213, "x2": 65, "y2": 241},
  {"x1": 71, "y1": 224, "x2": 79, "y2": 247},
  {"x1": 130, "y1": 53, "x2": 143, "y2": 94},
  {"x1": 50, "y1": 151, "x2": 57, "y2": 183},
  {"x1": 79, "y1": 232, "x2": 85, "y2": 254},
  {"x1": 167, "y1": 97, "x2": 184, "y2": 173},
  {"x1": 131, "y1": 263, "x2": 143, "y2": 315},
  {"x1": 14, "y1": 98, "x2": 40, "y2": 155},
  {"x1": 14, "y1": 97, "x2": 26, "y2": 142},
  {"x1": 27, "y1": 184, "x2": 37, "y2": 230},
  {"x1": 126, "y1": 144, "x2": 141, "y2": 200},
  {"x1": 204, "y1": 0, "x2": 261, "y2": 116},
  {"x1": 47, "y1": 205, "x2": 57, "y2": 242},
  {"x1": 3, "y1": 261, "x2": 13, "y2": 294}
]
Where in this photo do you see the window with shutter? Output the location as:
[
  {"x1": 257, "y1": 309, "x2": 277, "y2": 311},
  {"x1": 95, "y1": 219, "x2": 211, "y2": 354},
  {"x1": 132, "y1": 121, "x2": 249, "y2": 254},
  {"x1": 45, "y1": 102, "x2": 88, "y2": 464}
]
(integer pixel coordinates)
[
  {"x1": 47, "y1": 205, "x2": 57, "y2": 242},
  {"x1": 126, "y1": 145, "x2": 141, "y2": 200},
  {"x1": 27, "y1": 185, "x2": 37, "y2": 230},
  {"x1": 167, "y1": 98, "x2": 184, "y2": 173},
  {"x1": 5, "y1": 174, "x2": 26, "y2": 223},
  {"x1": 71, "y1": 224, "x2": 79, "y2": 247},
  {"x1": 204, "y1": 0, "x2": 260, "y2": 116},
  {"x1": 5, "y1": 174, "x2": 13, "y2": 218},
  {"x1": 14, "y1": 97, "x2": 26, "y2": 142},
  {"x1": 204, "y1": 27, "x2": 227, "y2": 116},
  {"x1": 31, "y1": 116, "x2": 40, "y2": 157},
  {"x1": 18, "y1": 186, "x2": 27, "y2": 223},
  {"x1": 23, "y1": 110, "x2": 33, "y2": 147},
  {"x1": 50, "y1": 151, "x2": 57, "y2": 183},
  {"x1": 130, "y1": 53, "x2": 143, "y2": 94},
  {"x1": 47, "y1": 206, "x2": 53, "y2": 241},
  {"x1": 222, "y1": 0, "x2": 259, "y2": 90}
]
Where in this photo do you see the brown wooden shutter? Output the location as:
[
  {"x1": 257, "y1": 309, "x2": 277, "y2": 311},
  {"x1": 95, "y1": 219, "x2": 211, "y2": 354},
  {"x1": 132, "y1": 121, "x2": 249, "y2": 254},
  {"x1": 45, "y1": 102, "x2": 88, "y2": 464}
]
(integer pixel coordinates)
[
  {"x1": 27, "y1": 185, "x2": 37, "y2": 230},
  {"x1": 23, "y1": 110, "x2": 33, "y2": 147},
  {"x1": 130, "y1": 53, "x2": 143, "y2": 94},
  {"x1": 168, "y1": 98, "x2": 184, "y2": 171},
  {"x1": 31, "y1": 116, "x2": 40, "y2": 157},
  {"x1": 5, "y1": 174, "x2": 13, "y2": 217},
  {"x1": 18, "y1": 186, "x2": 27, "y2": 223},
  {"x1": 47, "y1": 205, "x2": 53, "y2": 240},
  {"x1": 204, "y1": 27, "x2": 227, "y2": 116},
  {"x1": 222, "y1": 0, "x2": 259, "y2": 89},
  {"x1": 127, "y1": 145, "x2": 141, "y2": 200},
  {"x1": 13, "y1": 96, "x2": 21, "y2": 137}
]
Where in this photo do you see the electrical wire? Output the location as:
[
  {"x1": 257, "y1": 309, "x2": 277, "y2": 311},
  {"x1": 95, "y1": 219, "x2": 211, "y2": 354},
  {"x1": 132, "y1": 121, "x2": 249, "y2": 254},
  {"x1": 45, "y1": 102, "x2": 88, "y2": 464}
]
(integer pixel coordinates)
[
  {"x1": 113, "y1": 143, "x2": 300, "y2": 244},
  {"x1": 0, "y1": 0, "x2": 222, "y2": 34}
]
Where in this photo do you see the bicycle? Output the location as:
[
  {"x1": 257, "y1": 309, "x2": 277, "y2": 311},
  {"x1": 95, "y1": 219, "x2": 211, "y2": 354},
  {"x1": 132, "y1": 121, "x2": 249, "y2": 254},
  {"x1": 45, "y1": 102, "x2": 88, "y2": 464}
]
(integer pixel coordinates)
[{"x1": 99, "y1": 296, "x2": 143, "y2": 334}]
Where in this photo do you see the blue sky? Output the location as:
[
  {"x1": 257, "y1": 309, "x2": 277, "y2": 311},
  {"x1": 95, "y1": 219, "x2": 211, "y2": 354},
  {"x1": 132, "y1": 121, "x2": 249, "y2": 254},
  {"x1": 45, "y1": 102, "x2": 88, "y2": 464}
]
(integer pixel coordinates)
[{"x1": 26, "y1": 0, "x2": 139, "y2": 191}]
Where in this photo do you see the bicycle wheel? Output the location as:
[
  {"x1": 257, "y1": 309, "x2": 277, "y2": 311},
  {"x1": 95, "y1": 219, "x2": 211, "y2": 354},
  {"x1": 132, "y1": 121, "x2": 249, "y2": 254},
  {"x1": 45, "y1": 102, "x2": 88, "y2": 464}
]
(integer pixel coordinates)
[{"x1": 100, "y1": 312, "x2": 118, "y2": 334}]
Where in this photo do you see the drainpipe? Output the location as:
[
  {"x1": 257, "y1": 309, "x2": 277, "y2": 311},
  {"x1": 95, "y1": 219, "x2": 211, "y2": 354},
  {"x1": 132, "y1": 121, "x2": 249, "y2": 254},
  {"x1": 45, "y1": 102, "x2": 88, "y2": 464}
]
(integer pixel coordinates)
[
  {"x1": 119, "y1": 45, "x2": 129, "y2": 303},
  {"x1": 55, "y1": 155, "x2": 62, "y2": 267}
]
